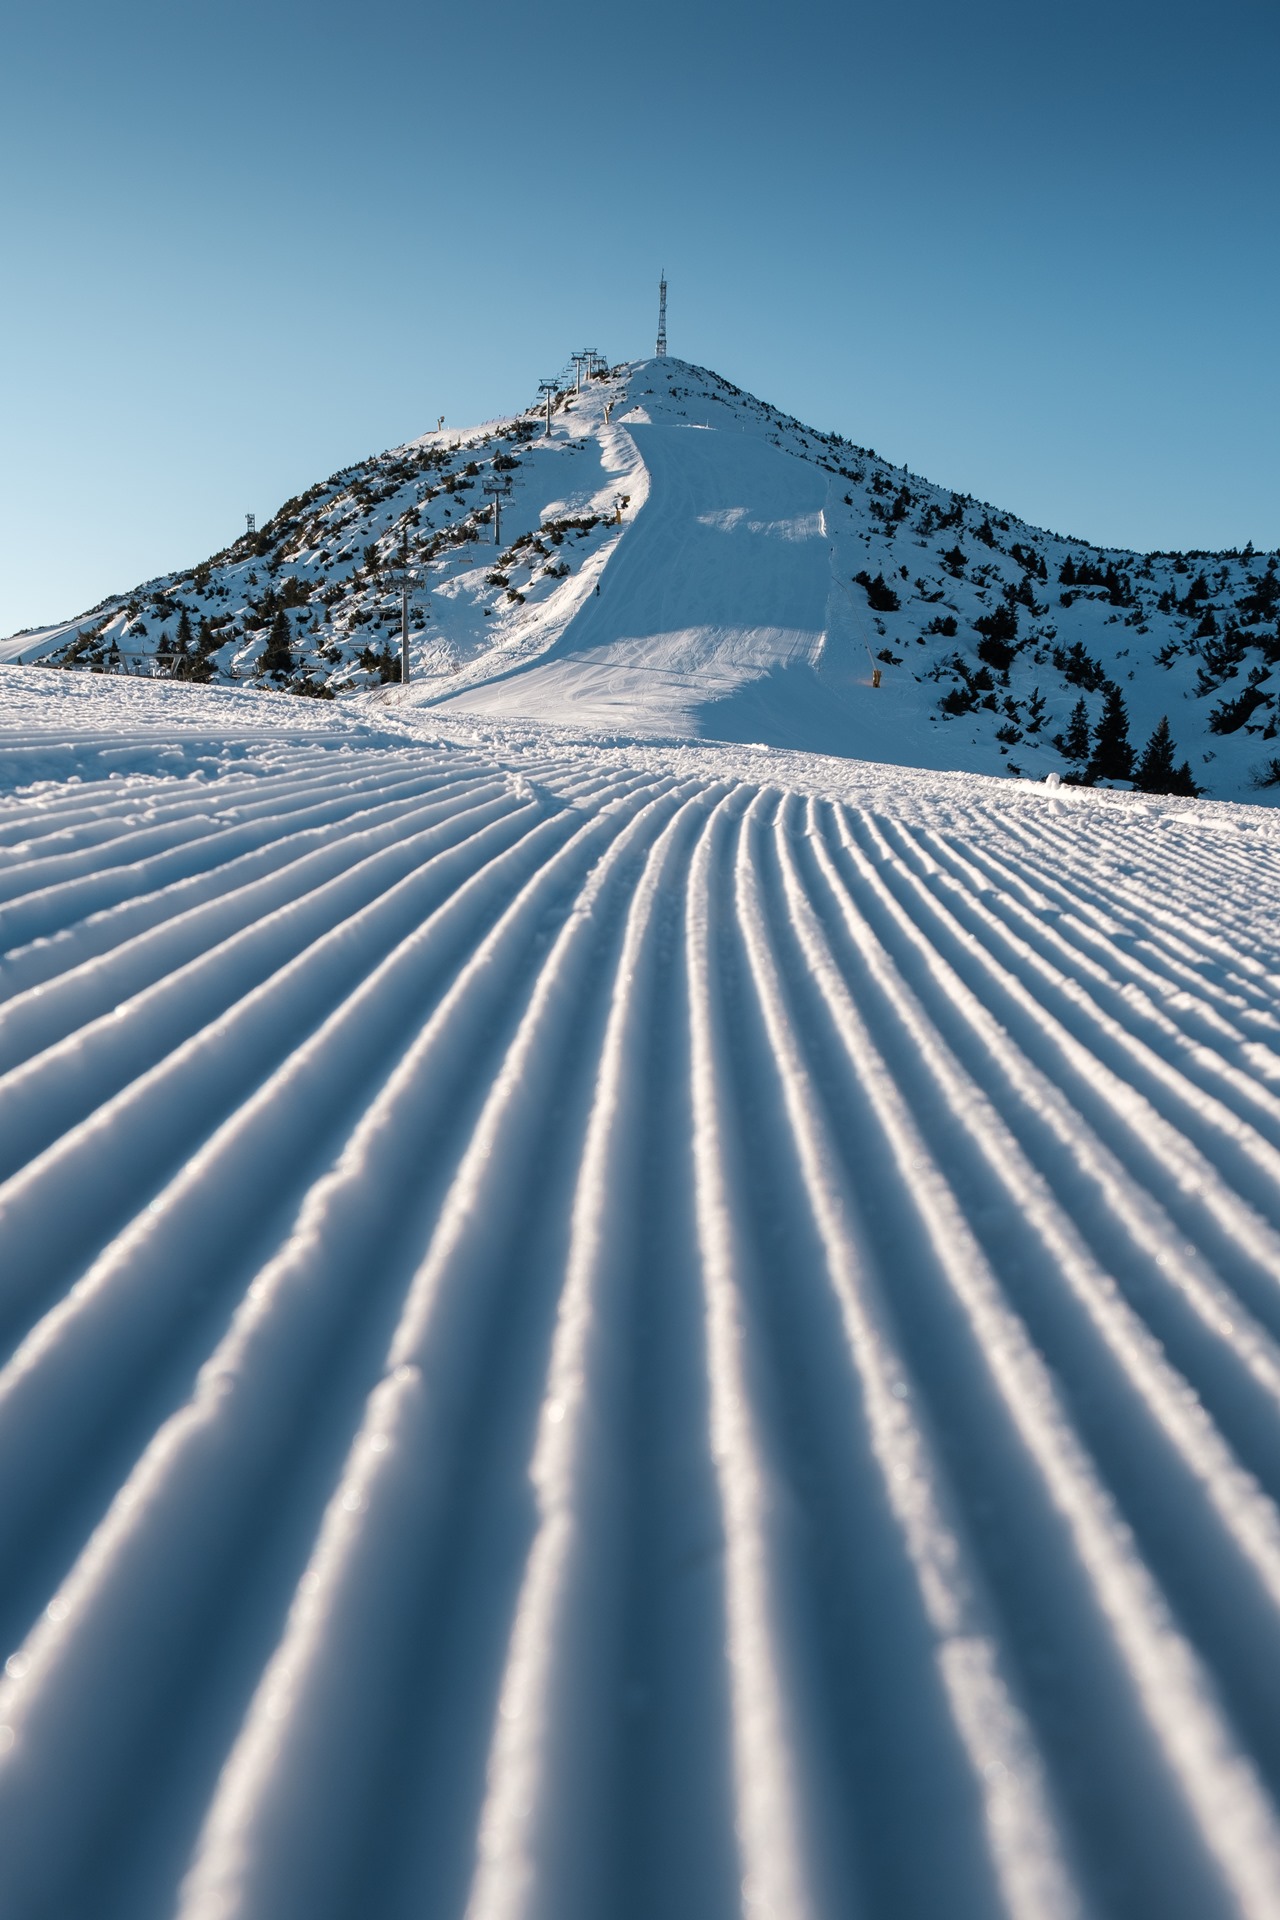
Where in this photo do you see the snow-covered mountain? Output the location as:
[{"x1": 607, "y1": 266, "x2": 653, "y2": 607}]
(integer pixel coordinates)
[{"x1": 6, "y1": 357, "x2": 1279, "y2": 801}]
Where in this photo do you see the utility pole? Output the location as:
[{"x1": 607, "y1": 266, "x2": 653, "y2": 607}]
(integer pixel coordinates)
[
  {"x1": 483, "y1": 476, "x2": 512, "y2": 546},
  {"x1": 656, "y1": 271, "x2": 667, "y2": 356},
  {"x1": 400, "y1": 568, "x2": 416, "y2": 684},
  {"x1": 392, "y1": 536, "x2": 416, "y2": 686},
  {"x1": 538, "y1": 380, "x2": 557, "y2": 436}
]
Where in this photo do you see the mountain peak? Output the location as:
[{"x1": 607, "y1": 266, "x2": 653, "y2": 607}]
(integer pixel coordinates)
[{"x1": 4, "y1": 356, "x2": 1277, "y2": 801}]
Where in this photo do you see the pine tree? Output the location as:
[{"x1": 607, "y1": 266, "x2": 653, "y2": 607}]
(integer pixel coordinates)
[
  {"x1": 261, "y1": 608, "x2": 293, "y2": 676},
  {"x1": 170, "y1": 607, "x2": 195, "y2": 680},
  {"x1": 1133, "y1": 716, "x2": 1178, "y2": 792},
  {"x1": 1058, "y1": 696, "x2": 1091, "y2": 761},
  {"x1": 1089, "y1": 683, "x2": 1134, "y2": 781}
]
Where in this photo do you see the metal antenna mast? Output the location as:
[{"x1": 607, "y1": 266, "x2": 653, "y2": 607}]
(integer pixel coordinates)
[{"x1": 656, "y1": 271, "x2": 667, "y2": 356}]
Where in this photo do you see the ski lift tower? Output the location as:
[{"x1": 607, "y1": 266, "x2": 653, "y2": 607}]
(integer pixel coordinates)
[
  {"x1": 537, "y1": 379, "x2": 558, "y2": 436},
  {"x1": 570, "y1": 352, "x2": 590, "y2": 393},
  {"x1": 656, "y1": 271, "x2": 667, "y2": 356},
  {"x1": 483, "y1": 475, "x2": 512, "y2": 547},
  {"x1": 396, "y1": 567, "x2": 417, "y2": 684}
]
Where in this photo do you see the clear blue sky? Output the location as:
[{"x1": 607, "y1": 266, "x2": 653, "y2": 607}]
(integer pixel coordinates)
[{"x1": 2, "y1": 0, "x2": 1276, "y2": 634}]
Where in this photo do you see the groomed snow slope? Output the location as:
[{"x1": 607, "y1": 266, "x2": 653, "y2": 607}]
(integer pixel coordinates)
[
  {"x1": 438, "y1": 420, "x2": 850, "y2": 746},
  {"x1": 5, "y1": 673, "x2": 1280, "y2": 1917}
]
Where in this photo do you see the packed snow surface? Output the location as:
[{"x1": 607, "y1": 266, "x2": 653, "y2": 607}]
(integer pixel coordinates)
[
  {"x1": 5, "y1": 671, "x2": 1280, "y2": 1917},
  {"x1": 441, "y1": 420, "x2": 838, "y2": 741}
]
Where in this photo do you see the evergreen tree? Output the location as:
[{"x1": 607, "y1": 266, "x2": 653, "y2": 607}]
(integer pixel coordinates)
[
  {"x1": 1133, "y1": 716, "x2": 1178, "y2": 792},
  {"x1": 1025, "y1": 686, "x2": 1047, "y2": 734},
  {"x1": 186, "y1": 616, "x2": 216, "y2": 683},
  {"x1": 1089, "y1": 683, "x2": 1134, "y2": 781},
  {"x1": 261, "y1": 608, "x2": 293, "y2": 676},
  {"x1": 1169, "y1": 760, "x2": 1202, "y2": 797},
  {"x1": 170, "y1": 607, "x2": 195, "y2": 680},
  {"x1": 1058, "y1": 696, "x2": 1091, "y2": 761},
  {"x1": 855, "y1": 570, "x2": 901, "y2": 612}
]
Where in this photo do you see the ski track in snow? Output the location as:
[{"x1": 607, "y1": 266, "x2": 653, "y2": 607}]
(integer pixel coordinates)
[{"x1": 3, "y1": 720, "x2": 1280, "y2": 1918}]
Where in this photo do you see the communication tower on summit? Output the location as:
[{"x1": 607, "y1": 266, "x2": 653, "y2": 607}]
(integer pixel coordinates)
[{"x1": 656, "y1": 272, "x2": 667, "y2": 356}]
